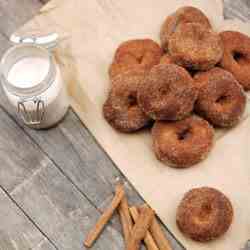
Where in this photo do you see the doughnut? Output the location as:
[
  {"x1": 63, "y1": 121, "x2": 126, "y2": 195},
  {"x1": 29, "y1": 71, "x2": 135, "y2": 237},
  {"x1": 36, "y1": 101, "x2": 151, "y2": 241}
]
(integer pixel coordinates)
[
  {"x1": 220, "y1": 31, "x2": 250, "y2": 90},
  {"x1": 194, "y1": 67, "x2": 246, "y2": 127},
  {"x1": 160, "y1": 6, "x2": 211, "y2": 51},
  {"x1": 160, "y1": 55, "x2": 197, "y2": 76},
  {"x1": 109, "y1": 63, "x2": 145, "y2": 81},
  {"x1": 109, "y1": 39, "x2": 163, "y2": 78},
  {"x1": 160, "y1": 54, "x2": 173, "y2": 65},
  {"x1": 168, "y1": 23, "x2": 223, "y2": 70},
  {"x1": 152, "y1": 116, "x2": 214, "y2": 168},
  {"x1": 138, "y1": 64, "x2": 197, "y2": 121},
  {"x1": 103, "y1": 68, "x2": 151, "y2": 132},
  {"x1": 176, "y1": 187, "x2": 233, "y2": 242}
]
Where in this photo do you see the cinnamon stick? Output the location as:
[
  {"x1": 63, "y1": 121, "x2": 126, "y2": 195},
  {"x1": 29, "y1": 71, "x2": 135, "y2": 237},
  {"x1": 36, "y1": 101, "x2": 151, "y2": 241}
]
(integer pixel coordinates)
[
  {"x1": 84, "y1": 184, "x2": 125, "y2": 248},
  {"x1": 139, "y1": 205, "x2": 173, "y2": 250},
  {"x1": 118, "y1": 195, "x2": 133, "y2": 245},
  {"x1": 126, "y1": 205, "x2": 155, "y2": 250},
  {"x1": 129, "y1": 207, "x2": 159, "y2": 250}
]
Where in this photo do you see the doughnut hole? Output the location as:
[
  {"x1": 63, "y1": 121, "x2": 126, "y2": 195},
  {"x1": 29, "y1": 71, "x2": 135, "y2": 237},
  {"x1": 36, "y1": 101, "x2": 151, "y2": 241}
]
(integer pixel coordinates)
[
  {"x1": 177, "y1": 125, "x2": 192, "y2": 141},
  {"x1": 232, "y1": 51, "x2": 250, "y2": 67},
  {"x1": 233, "y1": 51, "x2": 245, "y2": 62},
  {"x1": 215, "y1": 94, "x2": 229, "y2": 104},
  {"x1": 128, "y1": 93, "x2": 137, "y2": 107}
]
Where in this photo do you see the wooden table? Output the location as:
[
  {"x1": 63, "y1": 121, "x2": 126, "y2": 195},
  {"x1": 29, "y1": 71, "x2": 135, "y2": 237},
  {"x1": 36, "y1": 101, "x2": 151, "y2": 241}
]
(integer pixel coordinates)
[{"x1": 0, "y1": 1, "x2": 249, "y2": 249}]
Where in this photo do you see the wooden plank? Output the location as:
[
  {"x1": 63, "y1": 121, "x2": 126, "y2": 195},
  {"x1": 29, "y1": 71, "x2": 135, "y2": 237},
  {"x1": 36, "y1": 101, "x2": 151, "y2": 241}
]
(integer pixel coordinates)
[
  {"x1": 0, "y1": 188, "x2": 56, "y2": 250},
  {"x1": 0, "y1": 1, "x2": 43, "y2": 37},
  {"x1": 0, "y1": 32, "x2": 10, "y2": 56},
  {"x1": 0, "y1": 107, "x2": 124, "y2": 250},
  {"x1": 224, "y1": 0, "x2": 250, "y2": 21},
  {"x1": 0, "y1": 89, "x2": 181, "y2": 249}
]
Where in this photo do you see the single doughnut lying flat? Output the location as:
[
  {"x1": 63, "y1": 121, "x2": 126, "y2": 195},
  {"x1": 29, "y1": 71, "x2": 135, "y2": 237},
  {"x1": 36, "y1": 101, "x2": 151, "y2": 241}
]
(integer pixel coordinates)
[
  {"x1": 103, "y1": 69, "x2": 151, "y2": 132},
  {"x1": 177, "y1": 187, "x2": 233, "y2": 242},
  {"x1": 168, "y1": 23, "x2": 223, "y2": 70},
  {"x1": 160, "y1": 6, "x2": 211, "y2": 51},
  {"x1": 138, "y1": 64, "x2": 197, "y2": 121},
  {"x1": 109, "y1": 39, "x2": 163, "y2": 78},
  {"x1": 194, "y1": 67, "x2": 246, "y2": 127},
  {"x1": 220, "y1": 31, "x2": 250, "y2": 90},
  {"x1": 152, "y1": 116, "x2": 214, "y2": 168}
]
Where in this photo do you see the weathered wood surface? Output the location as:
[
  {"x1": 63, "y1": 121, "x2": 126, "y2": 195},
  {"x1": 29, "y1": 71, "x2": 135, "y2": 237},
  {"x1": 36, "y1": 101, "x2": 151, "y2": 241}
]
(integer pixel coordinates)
[{"x1": 0, "y1": 1, "x2": 249, "y2": 250}]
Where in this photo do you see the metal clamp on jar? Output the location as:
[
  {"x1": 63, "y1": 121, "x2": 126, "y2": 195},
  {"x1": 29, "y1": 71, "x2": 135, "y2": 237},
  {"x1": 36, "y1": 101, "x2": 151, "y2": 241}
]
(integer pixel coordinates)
[{"x1": 0, "y1": 33, "x2": 69, "y2": 129}]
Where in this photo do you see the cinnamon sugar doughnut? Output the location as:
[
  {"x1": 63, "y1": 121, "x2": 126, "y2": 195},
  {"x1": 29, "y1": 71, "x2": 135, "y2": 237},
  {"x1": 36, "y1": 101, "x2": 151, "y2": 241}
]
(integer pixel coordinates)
[
  {"x1": 194, "y1": 67, "x2": 246, "y2": 127},
  {"x1": 168, "y1": 23, "x2": 223, "y2": 70},
  {"x1": 138, "y1": 64, "x2": 197, "y2": 121},
  {"x1": 177, "y1": 187, "x2": 233, "y2": 242},
  {"x1": 220, "y1": 31, "x2": 250, "y2": 90},
  {"x1": 109, "y1": 39, "x2": 163, "y2": 78},
  {"x1": 160, "y1": 6, "x2": 211, "y2": 51},
  {"x1": 152, "y1": 116, "x2": 214, "y2": 168},
  {"x1": 103, "y1": 69, "x2": 150, "y2": 132}
]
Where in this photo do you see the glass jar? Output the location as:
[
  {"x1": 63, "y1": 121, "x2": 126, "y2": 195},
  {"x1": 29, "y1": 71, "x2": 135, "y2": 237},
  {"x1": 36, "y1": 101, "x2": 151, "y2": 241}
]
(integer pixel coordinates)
[{"x1": 0, "y1": 33, "x2": 69, "y2": 129}]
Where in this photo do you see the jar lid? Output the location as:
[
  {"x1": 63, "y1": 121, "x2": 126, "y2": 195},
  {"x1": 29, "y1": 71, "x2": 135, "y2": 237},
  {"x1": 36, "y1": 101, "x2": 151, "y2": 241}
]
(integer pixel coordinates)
[{"x1": 10, "y1": 33, "x2": 58, "y2": 50}]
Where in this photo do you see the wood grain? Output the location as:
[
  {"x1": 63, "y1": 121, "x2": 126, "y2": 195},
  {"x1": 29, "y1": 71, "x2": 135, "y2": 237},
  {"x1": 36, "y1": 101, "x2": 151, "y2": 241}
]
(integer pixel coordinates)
[
  {"x1": 0, "y1": 107, "x2": 124, "y2": 250},
  {"x1": 0, "y1": 0, "x2": 249, "y2": 250},
  {"x1": 224, "y1": 0, "x2": 250, "y2": 21},
  {"x1": 0, "y1": 188, "x2": 55, "y2": 250}
]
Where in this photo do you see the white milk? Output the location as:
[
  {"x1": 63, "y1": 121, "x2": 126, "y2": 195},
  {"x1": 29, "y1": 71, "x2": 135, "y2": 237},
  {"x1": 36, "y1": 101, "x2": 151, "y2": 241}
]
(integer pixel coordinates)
[
  {"x1": 2, "y1": 49, "x2": 69, "y2": 129},
  {"x1": 8, "y1": 57, "x2": 50, "y2": 88}
]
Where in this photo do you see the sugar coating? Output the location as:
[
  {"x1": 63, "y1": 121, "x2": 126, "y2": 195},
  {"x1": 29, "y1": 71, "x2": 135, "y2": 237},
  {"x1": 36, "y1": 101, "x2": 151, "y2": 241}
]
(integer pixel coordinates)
[
  {"x1": 176, "y1": 187, "x2": 233, "y2": 242},
  {"x1": 194, "y1": 67, "x2": 246, "y2": 127},
  {"x1": 220, "y1": 31, "x2": 250, "y2": 90},
  {"x1": 160, "y1": 6, "x2": 211, "y2": 51},
  {"x1": 168, "y1": 23, "x2": 223, "y2": 70},
  {"x1": 103, "y1": 68, "x2": 151, "y2": 132},
  {"x1": 109, "y1": 39, "x2": 163, "y2": 79},
  {"x1": 151, "y1": 116, "x2": 214, "y2": 168},
  {"x1": 138, "y1": 64, "x2": 197, "y2": 121}
]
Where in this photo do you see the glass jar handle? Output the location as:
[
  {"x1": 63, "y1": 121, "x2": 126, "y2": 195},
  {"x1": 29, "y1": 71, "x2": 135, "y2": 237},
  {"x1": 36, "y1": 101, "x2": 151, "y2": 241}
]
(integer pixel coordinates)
[
  {"x1": 18, "y1": 98, "x2": 45, "y2": 125},
  {"x1": 10, "y1": 33, "x2": 58, "y2": 50}
]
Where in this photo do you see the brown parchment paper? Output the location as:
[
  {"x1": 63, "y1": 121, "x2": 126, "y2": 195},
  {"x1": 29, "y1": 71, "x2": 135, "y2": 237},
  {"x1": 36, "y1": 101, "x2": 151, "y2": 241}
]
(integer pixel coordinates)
[{"x1": 17, "y1": 0, "x2": 250, "y2": 249}]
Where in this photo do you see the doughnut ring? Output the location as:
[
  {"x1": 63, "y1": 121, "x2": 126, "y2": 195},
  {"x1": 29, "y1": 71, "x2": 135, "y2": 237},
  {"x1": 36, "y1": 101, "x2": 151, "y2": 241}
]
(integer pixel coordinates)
[
  {"x1": 152, "y1": 116, "x2": 214, "y2": 168},
  {"x1": 160, "y1": 6, "x2": 211, "y2": 51},
  {"x1": 220, "y1": 31, "x2": 250, "y2": 90},
  {"x1": 168, "y1": 23, "x2": 223, "y2": 70},
  {"x1": 109, "y1": 39, "x2": 163, "y2": 78},
  {"x1": 176, "y1": 187, "x2": 233, "y2": 242},
  {"x1": 103, "y1": 68, "x2": 151, "y2": 132},
  {"x1": 138, "y1": 64, "x2": 197, "y2": 121},
  {"x1": 194, "y1": 67, "x2": 246, "y2": 127}
]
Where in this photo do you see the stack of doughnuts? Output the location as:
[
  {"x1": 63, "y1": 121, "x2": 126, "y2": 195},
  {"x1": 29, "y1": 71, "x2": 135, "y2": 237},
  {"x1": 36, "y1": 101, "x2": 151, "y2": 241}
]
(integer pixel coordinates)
[
  {"x1": 102, "y1": 6, "x2": 250, "y2": 241},
  {"x1": 104, "y1": 6, "x2": 249, "y2": 167},
  {"x1": 104, "y1": 6, "x2": 248, "y2": 168}
]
